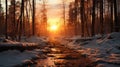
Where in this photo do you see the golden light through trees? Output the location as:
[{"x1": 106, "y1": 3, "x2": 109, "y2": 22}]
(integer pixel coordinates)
[
  {"x1": 36, "y1": 0, "x2": 71, "y2": 36},
  {"x1": 49, "y1": 25, "x2": 58, "y2": 31},
  {"x1": 1, "y1": 0, "x2": 119, "y2": 39},
  {"x1": 47, "y1": 18, "x2": 60, "y2": 32}
]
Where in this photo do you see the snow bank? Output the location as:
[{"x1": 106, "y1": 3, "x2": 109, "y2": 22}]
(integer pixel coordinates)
[
  {"x1": 0, "y1": 36, "x2": 49, "y2": 52},
  {"x1": 0, "y1": 50, "x2": 37, "y2": 67},
  {"x1": 26, "y1": 36, "x2": 46, "y2": 43},
  {"x1": 66, "y1": 32, "x2": 120, "y2": 67},
  {"x1": 0, "y1": 36, "x2": 49, "y2": 46},
  {"x1": 0, "y1": 38, "x2": 37, "y2": 47},
  {"x1": 0, "y1": 36, "x2": 48, "y2": 67},
  {"x1": 107, "y1": 32, "x2": 120, "y2": 39},
  {"x1": 26, "y1": 36, "x2": 48, "y2": 46}
]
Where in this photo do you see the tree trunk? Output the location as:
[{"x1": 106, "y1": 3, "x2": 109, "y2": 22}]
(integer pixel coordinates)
[
  {"x1": 63, "y1": 0, "x2": 66, "y2": 36},
  {"x1": 110, "y1": 0, "x2": 113, "y2": 32},
  {"x1": 114, "y1": 0, "x2": 119, "y2": 32},
  {"x1": 18, "y1": 0, "x2": 24, "y2": 41},
  {"x1": 74, "y1": 0, "x2": 78, "y2": 36},
  {"x1": 0, "y1": 0, "x2": 2, "y2": 23},
  {"x1": 13, "y1": 0, "x2": 16, "y2": 40},
  {"x1": 5, "y1": 0, "x2": 8, "y2": 39},
  {"x1": 100, "y1": 0, "x2": 104, "y2": 34},
  {"x1": 91, "y1": 0, "x2": 95, "y2": 36},
  {"x1": 80, "y1": 0, "x2": 84, "y2": 37},
  {"x1": 32, "y1": 0, "x2": 35, "y2": 35}
]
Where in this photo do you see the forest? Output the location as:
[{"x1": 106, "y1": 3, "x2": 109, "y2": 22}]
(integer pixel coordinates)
[
  {"x1": 0, "y1": 0, "x2": 120, "y2": 67},
  {"x1": 0, "y1": 0, "x2": 120, "y2": 40}
]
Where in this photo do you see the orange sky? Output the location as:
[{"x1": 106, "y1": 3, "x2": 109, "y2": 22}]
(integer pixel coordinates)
[
  {"x1": 37, "y1": 0, "x2": 73, "y2": 24},
  {"x1": 1, "y1": 0, "x2": 73, "y2": 24},
  {"x1": 47, "y1": 0, "x2": 73, "y2": 20}
]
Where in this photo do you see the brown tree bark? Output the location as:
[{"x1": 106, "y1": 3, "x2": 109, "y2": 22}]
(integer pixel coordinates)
[
  {"x1": 91, "y1": 0, "x2": 96, "y2": 36},
  {"x1": 5, "y1": 0, "x2": 8, "y2": 39},
  {"x1": 114, "y1": 0, "x2": 119, "y2": 32},
  {"x1": 32, "y1": 0, "x2": 35, "y2": 35},
  {"x1": 100, "y1": 0, "x2": 104, "y2": 34},
  {"x1": 80, "y1": 0, "x2": 85, "y2": 37}
]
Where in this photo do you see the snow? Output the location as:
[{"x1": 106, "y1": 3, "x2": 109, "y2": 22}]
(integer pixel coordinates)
[
  {"x1": 25, "y1": 36, "x2": 48, "y2": 47},
  {"x1": 64, "y1": 32, "x2": 120, "y2": 67},
  {"x1": 0, "y1": 36, "x2": 48, "y2": 67},
  {"x1": 0, "y1": 32, "x2": 120, "y2": 67},
  {"x1": 96, "y1": 63, "x2": 120, "y2": 67},
  {"x1": 0, "y1": 38, "x2": 37, "y2": 47},
  {"x1": 0, "y1": 36, "x2": 49, "y2": 47},
  {"x1": 0, "y1": 50, "x2": 37, "y2": 67},
  {"x1": 26, "y1": 36, "x2": 47, "y2": 43}
]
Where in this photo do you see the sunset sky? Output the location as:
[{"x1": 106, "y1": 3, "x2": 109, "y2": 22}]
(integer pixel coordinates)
[
  {"x1": 1, "y1": 0, "x2": 73, "y2": 24},
  {"x1": 37, "y1": 0, "x2": 73, "y2": 24}
]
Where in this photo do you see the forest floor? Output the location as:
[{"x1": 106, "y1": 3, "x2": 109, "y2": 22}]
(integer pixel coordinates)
[{"x1": 0, "y1": 32, "x2": 120, "y2": 67}]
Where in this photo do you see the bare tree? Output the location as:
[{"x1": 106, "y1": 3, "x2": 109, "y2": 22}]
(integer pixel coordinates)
[
  {"x1": 80, "y1": 0, "x2": 85, "y2": 37},
  {"x1": 91, "y1": 0, "x2": 96, "y2": 36},
  {"x1": 24, "y1": 0, "x2": 30, "y2": 36},
  {"x1": 0, "y1": 0, "x2": 1, "y2": 26},
  {"x1": 18, "y1": 0, "x2": 24, "y2": 41},
  {"x1": 114, "y1": 0, "x2": 119, "y2": 32},
  {"x1": 74, "y1": 0, "x2": 79, "y2": 36},
  {"x1": 62, "y1": 0, "x2": 66, "y2": 36},
  {"x1": 40, "y1": 0, "x2": 47, "y2": 36},
  {"x1": 0, "y1": 0, "x2": 5, "y2": 35},
  {"x1": 68, "y1": 2, "x2": 75, "y2": 36},
  {"x1": 13, "y1": 0, "x2": 16, "y2": 30},
  {"x1": 0, "y1": 0, "x2": 2, "y2": 20},
  {"x1": 110, "y1": 0, "x2": 114, "y2": 32},
  {"x1": 100, "y1": 0, "x2": 104, "y2": 34},
  {"x1": 32, "y1": 0, "x2": 36, "y2": 35},
  {"x1": 5, "y1": 0, "x2": 8, "y2": 39}
]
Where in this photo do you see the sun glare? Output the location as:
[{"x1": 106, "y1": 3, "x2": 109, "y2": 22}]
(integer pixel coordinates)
[
  {"x1": 50, "y1": 25, "x2": 58, "y2": 31},
  {"x1": 47, "y1": 18, "x2": 60, "y2": 32}
]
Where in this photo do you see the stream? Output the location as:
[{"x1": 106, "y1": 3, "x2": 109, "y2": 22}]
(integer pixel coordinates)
[{"x1": 19, "y1": 41, "x2": 96, "y2": 67}]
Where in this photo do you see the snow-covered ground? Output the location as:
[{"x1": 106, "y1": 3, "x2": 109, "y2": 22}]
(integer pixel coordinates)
[
  {"x1": 0, "y1": 50, "x2": 38, "y2": 67},
  {"x1": 0, "y1": 36, "x2": 48, "y2": 67},
  {"x1": 0, "y1": 36, "x2": 48, "y2": 47},
  {"x1": 59, "y1": 32, "x2": 120, "y2": 67},
  {"x1": 0, "y1": 32, "x2": 120, "y2": 67}
]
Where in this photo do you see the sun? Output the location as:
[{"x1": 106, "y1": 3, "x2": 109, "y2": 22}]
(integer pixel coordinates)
[
  {"x1": 49, "y1": 25, "x2": 58, "y2": 31},
  {"x1": 47, "y1": 18, "x2": 60, "y2": 32}
]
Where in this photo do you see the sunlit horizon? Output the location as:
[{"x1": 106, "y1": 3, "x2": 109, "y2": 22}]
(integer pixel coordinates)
[{"x1": 46, "y1": 0, "x2": 73, "y2": 24}]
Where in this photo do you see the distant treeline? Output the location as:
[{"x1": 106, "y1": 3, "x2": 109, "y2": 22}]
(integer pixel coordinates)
[{"x1": 67, "y1": 0, "x2": 120, "y2": 37}]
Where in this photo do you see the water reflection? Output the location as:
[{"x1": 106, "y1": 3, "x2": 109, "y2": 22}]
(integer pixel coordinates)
[
  {"x1": 32, "y1": 43, "x2": 96, "y2": 67},
  {"x1": 51, "y1": 48, "x2": 61, "y2": 53},
  {"x1": 35, "y1": 57, "x2": 55, "y2": 67},
  {"x1": 34, "y1": 53, "x2": 89, "y2": 67}
]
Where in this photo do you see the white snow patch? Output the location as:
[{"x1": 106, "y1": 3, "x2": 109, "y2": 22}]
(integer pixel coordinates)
[
  {"x1": 0, "y1": 50, "x2": 37, "y2": 67},
  {"x1": 25, "y1": 36, "x2": 48, "y2": 46},
  {"x1": 66, "y1": 32, "x2": 120, "y2": 67}
]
